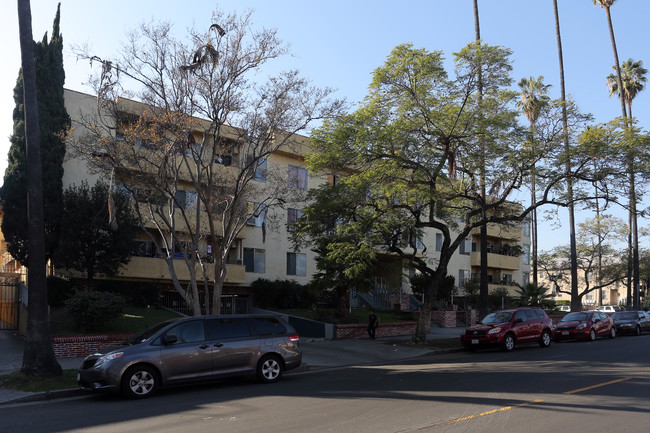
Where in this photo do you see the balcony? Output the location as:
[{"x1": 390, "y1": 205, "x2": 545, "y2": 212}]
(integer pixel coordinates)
[
  {"x1": 472, "y1": 222, "x2": 522, "y2": 241},
  {"x1": 471, "y1": 252, "x2": 520, "y2": 270},
  {"x1": 487, "y1": 283, "x2": 521, "y2": 296},
  {"x1": 116, "y1": 256, "x2": 246, "y2": 283}
]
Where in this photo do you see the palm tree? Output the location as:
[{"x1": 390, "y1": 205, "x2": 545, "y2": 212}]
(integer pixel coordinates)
[
  {"x1": 517, "y1": 76, "x2": 550, "y2": 287},
  {"x1": 516, "y1": 283, "x2": 554, "y2": 308},
  {"x1": 553, "y1": 0, "x2": 580, "y2": 311},
  {"x1": 595, "y1": 0, "x2": 642, "y2": 309},
  {"x1": 606, "y1": 58, "x2": 648, "y2": 119},
  {"x1": 594, "y1": 0, "x2": 627, "y2": 118},
  {"x1": 606, "y1": 58, "x2": 647, "y2": 309},
  {"x1": 472, "y1": 0, "x2": 490, "y2": 319},
  {"x1": 16, "y1": 0, "x2": 62, "y2": 376}
]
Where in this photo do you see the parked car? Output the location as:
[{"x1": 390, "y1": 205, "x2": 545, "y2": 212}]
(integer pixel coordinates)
[
  {"x1": 460, "y1": 307, "x2": 554, "y2": 352},
  {"x1": 77, "y1": 314, "x2": 302, "y2": 398},
  {"x1": 558, "y1": 306, "x2": 571, "y2": 312},
  {"x1": 596, "y1": 305, "x2": 624, "y2": 314},
  {"x1": 553, "y1": 311, "x2": 616, "y2": 341},
  {"x1": 611, "y1": 310, "x2": 650, "y2": 336}
]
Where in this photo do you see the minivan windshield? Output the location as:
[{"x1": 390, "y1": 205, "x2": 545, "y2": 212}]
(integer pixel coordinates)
[
  {"x1": 561, "y1": 312, "x2": 588, "y2": 322},
  {"x1": 122, "y1": 319, "x2": 178, "y2": 345},
  {"x1": 481, "y1": 312, "x2": 513, "y2": 324}
]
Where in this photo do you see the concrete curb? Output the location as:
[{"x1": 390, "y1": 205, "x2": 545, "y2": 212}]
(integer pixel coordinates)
[{"x1": 0, "y1": 345, "x2": 465, "y2": 405}]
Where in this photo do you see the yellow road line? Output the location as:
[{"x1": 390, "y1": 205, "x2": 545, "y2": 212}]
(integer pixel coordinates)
[
  {"x1": 450, "y1": 399, "x2": 545, "y2": 423},
  {"x1": 416, "y1": 399, "x2": 545, "y2": 430},
  {"x1": 564, "y1": 377, "x2": 633, "y2": 395}
]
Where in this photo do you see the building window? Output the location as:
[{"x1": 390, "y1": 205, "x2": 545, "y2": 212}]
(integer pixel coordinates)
[
  {"x1": 247, "y1": 203, "x2": 266, "y2": 227},
  {"x1": 522, "y1": 245, "x2": 530, "y2": 265},
  {"x1": 435, "y1": 233, "x2": 443, "y2": 252},
  {"x1": 254, "y1": 159, "x2": 267, "y2": 182},
  {"x1": 288, "y1": 165, "x2": 308, "y2": 190},
  {"x1": 215, "y1": 154, "x2": 232, "y2": 166},
  {"x1": 175, "y1": 190, "x2": 198, "y2": 210},
  {"x1": 458, "y1": 269, "x2": 470, "y2": 289},
  {"x1": 287, "y1": 208, "x2": 303, "y2": 231},
  {"x1": 243, "y1": 248, "x2": 265, "y2": 273},
  {"x1": 287, "y1": 252, "x2": 306, "y2": 276},
  {"x1": 523, "y1": 218, "x2": 531, "y2": 238},
  {"x1": 459, "y1": 238, "x2": 471, "y2": 255},
  {"x1": 522, "y1": 272, "x2": 529, "y2": 286},
  {"x1": 409, "y1": 233, "x2": 424, "y2": 250},
  {"x1": 131, "y1": 240, "x2": 156, "y2": 257}
]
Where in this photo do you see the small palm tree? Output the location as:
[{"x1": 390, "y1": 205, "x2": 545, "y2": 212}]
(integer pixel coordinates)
[
  {"x1": 517, "y1": 76, "x2": 550, "y2": 286},
  {"x1": 606, "y1": 58, "x2": 648, "y2": 118},
  {"x1": 516, "y1": 283, "x2": 554, "y2": 308}
]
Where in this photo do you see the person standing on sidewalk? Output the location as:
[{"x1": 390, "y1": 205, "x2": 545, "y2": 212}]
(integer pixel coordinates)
[{"x1": 367, "y1": 310, "x2": 379, "y2": 339}]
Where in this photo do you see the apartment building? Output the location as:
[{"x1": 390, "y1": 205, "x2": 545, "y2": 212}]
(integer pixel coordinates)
[{"x1": 60, "y1": 88, "x2": 531, "y2": 312}]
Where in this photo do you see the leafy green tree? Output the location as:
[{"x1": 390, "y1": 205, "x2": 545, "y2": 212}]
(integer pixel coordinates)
[
  {"x1": 292, "y1": 183, "x2": 378, "y2": 317},
  {"x1": 1, "y1": 3, "x2": 69, "y2": 266},
  {"x1": 305, "y1": 43, "x2": 591, "y2": 343},
  {"x1": 53, "y1": 181, "x2": 139, "y2": 288}
]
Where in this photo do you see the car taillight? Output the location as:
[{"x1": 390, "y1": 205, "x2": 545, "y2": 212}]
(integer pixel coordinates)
[{"x1": 289, "y1": 334, "x2": 300, "y2": 342}]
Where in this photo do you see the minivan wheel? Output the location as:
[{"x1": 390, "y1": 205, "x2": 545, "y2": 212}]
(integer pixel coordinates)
[
  {"x1": 121, "y1": 365, "x2": 159, "y2": 399},
  {"x1": 609, "y1": 326, "x2": 616, "y2": 339},
  {"x1": 257, "y1": 355, "x2": 283, "y2": 383},
  {"x1": 503, "y1": 334, "x2": 515, "y2": 352},
  {"x1": 588, "y1": 329, "x2": 596, "y2": 341},
  {"x1": 539, "y1": 330, "x2": 552, "y2": 348}
]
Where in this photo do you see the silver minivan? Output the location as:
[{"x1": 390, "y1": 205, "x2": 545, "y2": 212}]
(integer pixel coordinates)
[{"x1": 77, "y1": 314, "x2": 301, "y2": 398}]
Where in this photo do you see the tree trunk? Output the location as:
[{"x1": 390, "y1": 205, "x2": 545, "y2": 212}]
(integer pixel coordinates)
[
  {"x1": 553, "y1": 0, "x2": 579, "y2": 312},
  {"x1": 604, "y1": 5, "x2": 639, "y2": 309},
  {"x1": 473, "y1": 0, "x2": 489, "y2": 318},
  {"x1": 17, "y1": 0, "x2": 62, "y2": 376},
  {"x1": 413, "y1": 269, "x2": 444, "y2": 344}
]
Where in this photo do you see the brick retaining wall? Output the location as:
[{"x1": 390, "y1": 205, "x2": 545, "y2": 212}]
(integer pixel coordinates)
[
  {"x1": 53, "y1": 334, "x2": 134, "y2": 358},
  {"x1": 336, "y1": 320, "x2": 432, "y2": 339}
]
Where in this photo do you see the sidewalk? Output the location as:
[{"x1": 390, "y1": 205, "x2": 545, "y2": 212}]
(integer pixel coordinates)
[{"x1": 0, "y1": 325, "x2": 465, "y2": 404}]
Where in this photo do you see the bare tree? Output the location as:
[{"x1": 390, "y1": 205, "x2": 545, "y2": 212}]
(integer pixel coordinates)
[
  {"x1": 67, "y1": 9, "x2": 343, "y2": 315},
  {"x1": 539, "y1": 215, "x2": 627, "y2": 307}
]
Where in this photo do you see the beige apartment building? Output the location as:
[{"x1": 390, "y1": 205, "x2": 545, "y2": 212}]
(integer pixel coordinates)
[{"x1": 59, "y1": 89, "x2": 531, "y2": 313}]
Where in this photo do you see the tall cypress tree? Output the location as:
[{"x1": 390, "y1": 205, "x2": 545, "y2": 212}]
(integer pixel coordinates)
[{"x1": 1, "y1": 3, "x2": 69, "y2": 266}]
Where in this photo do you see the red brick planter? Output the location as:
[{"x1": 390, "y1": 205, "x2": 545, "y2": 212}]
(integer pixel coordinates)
[{"x1": 53, "y1": 334, "x2": 134, "y2": 358}]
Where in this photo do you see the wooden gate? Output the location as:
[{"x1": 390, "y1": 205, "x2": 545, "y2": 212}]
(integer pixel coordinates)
[{"x1": 0, "y1": 280, "x2": 20, "y2": 330}]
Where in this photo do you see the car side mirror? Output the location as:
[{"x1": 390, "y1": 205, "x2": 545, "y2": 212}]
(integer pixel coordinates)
[{"x1": 164, "y1": 334, "x2": 178, "y2": 345}]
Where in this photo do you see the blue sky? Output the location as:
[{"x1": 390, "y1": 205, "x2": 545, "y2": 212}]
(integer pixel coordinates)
[{"x1": 2, "y1": 0, "x2": 649, "y2": 252}]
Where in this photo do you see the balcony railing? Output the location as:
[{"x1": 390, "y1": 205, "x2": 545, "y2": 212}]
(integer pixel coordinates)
[
  {"x1": 116, "y1": 256, "x2": 246, "y2": 283},
  {"x1": 471, "y1": 252, "x2": 520, "y2": 270}
]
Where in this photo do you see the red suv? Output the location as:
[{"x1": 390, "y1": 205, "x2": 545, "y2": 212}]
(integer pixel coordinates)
[{"x1": 461, "y1": 307, "x2": 554, "y2": 352}]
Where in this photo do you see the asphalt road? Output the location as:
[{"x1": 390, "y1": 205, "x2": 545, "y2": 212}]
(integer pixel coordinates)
[{"x1": 1, "y1": 334, "x2": 649, "y2": 433}]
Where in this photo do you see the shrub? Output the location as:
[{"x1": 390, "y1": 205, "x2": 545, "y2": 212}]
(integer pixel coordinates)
[
  {"x1": 64, "y1": 290, "x2": 127, "y2": 331},
  {"x1": 250, "y1": 278, "x2": 317, "y2": 309},
  {"x1": 47, "y1": 275, "x2": 75, "y2": 307},
  {"x1": 95, "y1": 280, "x2": 160, "y2": 308}
]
